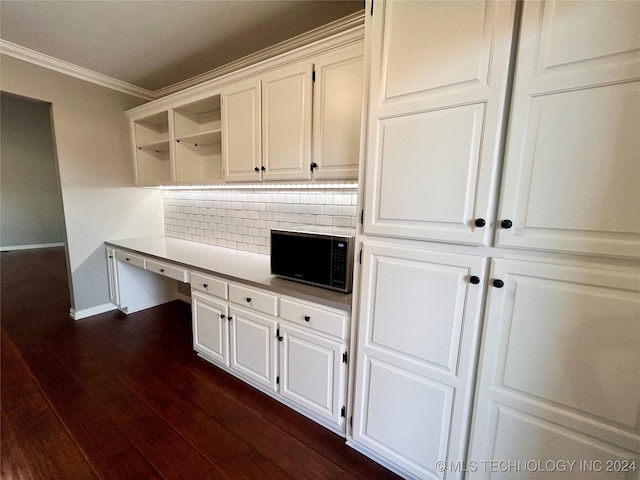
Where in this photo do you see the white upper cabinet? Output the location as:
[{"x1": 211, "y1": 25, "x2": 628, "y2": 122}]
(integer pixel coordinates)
[
  {"x1": 496, "y1": 0, "x2": 640, "y2": 258},
  {"x1": 131, "y1": 111, "x2": 172, "y2": 186},
  {"x1": 312, "y1": 45, "x2": 364, "y2": 180},
  {"x1": 362, "y1": 0, "x2": 517, "y2": 245},
  {"x1": 222, "y1": 77, "x2": 262, "y2": 183},
  {"x1": 261, "y1": 62, "x2": 313, "y2": 181}
]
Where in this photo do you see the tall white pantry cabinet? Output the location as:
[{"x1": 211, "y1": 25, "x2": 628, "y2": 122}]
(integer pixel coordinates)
[{"x1": 349, "y1": 2, "x2": 640, "y2": 480}]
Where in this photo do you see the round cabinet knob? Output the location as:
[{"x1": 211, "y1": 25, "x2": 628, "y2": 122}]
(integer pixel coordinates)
[
  {"x1": 474, "y1": 218, "x2": 486, "y2": 228},
  {"x1": 493, "y1": 279, "x2": 505, "y2": 288},
  {"x1": 160, "y1": 268, "x2": 165, "y2": 273},
  {"x1": 310, "y1": 162, "x2": 318, "y2": 171},
  {"x1": 126, "y1": 257, "x2": 130, "y2": 261},
  {"x1": 470, "y1": 276, "x2": 480, "y2": 285},
  {"x1": 220, "y1": 314, "x2": 226, "y2": 320},
  {"x1": 203, "y1": 283, "x2": 208, "y2": 289},
  {"x1": 109, "y1": 255, "x2": 113, "y2": 259},
  {"x1": 261, "y1": 166, "x2": 266, "y2": 171},
  {"x1": 246, "y1": 297, "x2": 252, "y2": 303},
  {"x1": 228, "y1": 315, "x2": 232, "y2": 321},
  {"x1": 304, "y1": 315, "x2": 311, "y2": 322},
  {"x1": 254, "y1": 167, "x2": 260, "y2": 172},
  {"x1": 501, "y1": 219, "x2": 513, "y2": 229}
]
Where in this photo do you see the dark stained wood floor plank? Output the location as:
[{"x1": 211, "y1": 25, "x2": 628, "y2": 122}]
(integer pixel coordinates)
[
  {"x1": 1, "y1": 247, "x2": 401, "y2": 480},
  {"x1": 0, "y1": 334, "x2": 98, "y2": 480}
]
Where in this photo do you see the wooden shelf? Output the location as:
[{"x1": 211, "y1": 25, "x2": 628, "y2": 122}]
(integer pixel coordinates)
[{"x1": 175, "y1": 130, "x2": 221, "y2": 147}]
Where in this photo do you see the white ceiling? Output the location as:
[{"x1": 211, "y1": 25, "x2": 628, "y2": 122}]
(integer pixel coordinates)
[{"x1": 0, "y1": 0, "x2": 363, "y2": 93}]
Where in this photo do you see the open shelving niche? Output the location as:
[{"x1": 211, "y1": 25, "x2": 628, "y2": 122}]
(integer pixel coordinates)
[
  {"x1": 134, "y1": 111, "x2": 172, "y2": 186},
  {"x1": 173, "y1": 94, "x2": 223, "y2": 184}
]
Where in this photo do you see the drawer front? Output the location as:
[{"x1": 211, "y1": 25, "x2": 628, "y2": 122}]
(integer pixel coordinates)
[
  {"x1": 146, "y1": 259, "x2": 188, "y2": 282},
  {"x1": 229, "y1": 284, "x2": 277, "y2": 317},
  {"x1": 191, "y1": 271, "x2": 228, "y2": 299},
  {"x1": 115, "y1": 250, "x2": 145, "y2": 269},
  {"x1": 279, "y1": 298, "x2": 347, "y2": 340}
]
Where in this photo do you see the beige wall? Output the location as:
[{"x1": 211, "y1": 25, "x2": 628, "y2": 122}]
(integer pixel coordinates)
[{"x1": 0, "y1": 54, "x2": 164, "y2": 314}]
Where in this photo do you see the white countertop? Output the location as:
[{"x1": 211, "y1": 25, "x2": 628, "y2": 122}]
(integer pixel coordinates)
[{"x1": 105, "y1": 237, "x2": 353, "y2": 312}]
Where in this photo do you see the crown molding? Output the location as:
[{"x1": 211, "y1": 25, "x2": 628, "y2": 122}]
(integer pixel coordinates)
[
  {"x1": 0, "y1": 39, "x2": 155, "y2": 100},
  {"x1": 153, "y1": 11, "x2": 365, "y2": 98}
]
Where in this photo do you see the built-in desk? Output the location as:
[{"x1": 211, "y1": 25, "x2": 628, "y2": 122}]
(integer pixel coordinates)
[{"x1": 104, "y1": 236, "x2": 353, "y2": 435}]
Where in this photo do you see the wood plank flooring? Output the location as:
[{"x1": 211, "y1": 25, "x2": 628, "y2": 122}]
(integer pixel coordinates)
[{"x1": 1, "y1": 247, "x2": 400, "y2": 480}]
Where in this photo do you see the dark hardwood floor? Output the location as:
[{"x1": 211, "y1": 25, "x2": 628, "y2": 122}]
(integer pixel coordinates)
[{"x1": 1, "y1": 247, "x2": 400, "y2": 480}]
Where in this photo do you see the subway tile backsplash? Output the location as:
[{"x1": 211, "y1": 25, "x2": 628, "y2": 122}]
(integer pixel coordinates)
[{"x1": 163, "y1": 187, "x2": 358, "y2": 255}]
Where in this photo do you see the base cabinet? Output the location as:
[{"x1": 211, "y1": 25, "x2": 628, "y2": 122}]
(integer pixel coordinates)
[
  {"x1": 229, "y1": 305, "x2": 278, "y2": 391},
  {"x1": 192, "y1": 290, "x2": 229, "y2": 367},
  {"x1": 351, "y1": 241, "x2": 487, "y2": 480},
  {"x1": 279, "y1": 323, "x2": 346, "y2": 429},
  {"x1": 467, "y1": 258, "x2": 640, "y2": 479}
]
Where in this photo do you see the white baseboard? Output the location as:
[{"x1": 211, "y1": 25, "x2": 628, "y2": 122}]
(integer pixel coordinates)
[
  {"x1": 69, "y1": 303, "x2": 117, "y2": 320},
  {"x1": 176, "y1": 292, "x2": 192, "y2": 304},
  {"x1": 1, "y1": 242, "x2": 65, "y2": 252}
]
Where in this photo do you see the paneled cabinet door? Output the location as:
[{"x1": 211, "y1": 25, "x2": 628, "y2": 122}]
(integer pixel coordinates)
[
  {"x1": 106, "y1": 247, "x2": 119, "y2": 306},
  {"x1": 192, "y1": 290, "x2": 229, "y2": 367},
  {"x1": 312, "y1": 46, "x2": 364, "y2": 180},
  {"x1": 495, "y1": 0, "x2": 640, "y2": 258},
  {"x1": 279, "y1": 323, "x2": 346, "y2": 428},
  {"x1": 467, "y1": 258, "x2": 640, "y2": 479},
  {"x1": 261, "y1": 62, "x2": 313, "y2": 181},
  {"x1": 351, "y1": 241, "x2": 487, "y2": 480},
  {"x1": 362, "y1": 0, "x2": 517, "y2": 245},
  {"x1": 229, "y1": 306, "x2": 278, "y2": 391},
  {"x1": 222, "y1": 77, "x2": 262, "y2": 182}
]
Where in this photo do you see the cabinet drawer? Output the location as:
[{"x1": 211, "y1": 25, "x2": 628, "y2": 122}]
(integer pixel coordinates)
[
  {"x1": 115, "y1": 250, "x2": 145, "y2": 269},
  {"x1": 146, "y1": 259, "x2": 188, "y2": 282},
  {"x1": 279, "y1": 298, "x2": 347, "y2": 340},
  {"x1": 229, "y1": 284, "x2": 277, "y2": 317},
  {"x1": 191, "y1": 271, "x2": 228, "y2": 299}
]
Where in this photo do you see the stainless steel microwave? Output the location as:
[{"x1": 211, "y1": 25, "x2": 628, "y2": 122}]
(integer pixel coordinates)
[{"x1": 270, "y1": 230, "x2": 354, "y2": 293}]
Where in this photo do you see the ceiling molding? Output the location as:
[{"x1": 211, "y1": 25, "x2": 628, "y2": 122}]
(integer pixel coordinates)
[
  {"x1": 0, "y1": 10, "x2": 364, "y2": 102},
  {"x1": 0, "y1": 39, "x2": 156, "y2": 100},
  {"x1": 153, "y1": 11, "x2": 365, "y2": 98}
]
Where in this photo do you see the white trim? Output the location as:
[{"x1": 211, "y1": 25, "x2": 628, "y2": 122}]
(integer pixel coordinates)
[
  {"x1": 69, "y1": 303, "x2": 118, "y2": 321},
  {"x1": 0, "y1": 242, "x2": 65, "y2": 252},
  {"x1": 0, "y1": 11, "x2": 364, "y2": 102},
  {"x1": 176, "y1": 292, "x2": 192, "y2": 304},
  {"x1": 0, "y1": 40, "x2": 155, "y2": 100}
]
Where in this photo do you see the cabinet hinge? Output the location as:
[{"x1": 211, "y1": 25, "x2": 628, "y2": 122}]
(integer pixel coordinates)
[
  {"x1": 349, "y1": 416, "x2": 353, "y2": 428},
  {"x1": 360, "y1": 209, "x2": 364, "y2": 225},
  {"x1": 342, "y1": 351, "x2": 348, "y2": 364},
  {"x1": 370, "y1": 0, "x2": 374, "y2": 16},
  {"x1": 276, "y1": 376, "x2": 279, "y2": 385},
  {"x1": 312, "y1": 69, "x2": 316, "y2": 82},
  {"x1": 359, "y1": 249, "x2": 363, "y2": 265},
  {"x1": 341, "y1": 406, "x2": 346, "y2": 418}
]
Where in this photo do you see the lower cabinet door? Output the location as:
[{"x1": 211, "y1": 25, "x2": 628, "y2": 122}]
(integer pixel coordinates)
[
  {"x1": 467, "y1": 258, "x2": 640, "y2": 479},
  {"x1": 352, "y1": 241, "x2": 487, "y2": 480},
  {"x1": 229, "y1": 306, "x2": 278, "y2": 391},
  {"x1": 279, "y1": 323, "x2": 345, "y2": 428},
  {"x1": 192, "y1": 290, "x2": 229, "y2": 366}
]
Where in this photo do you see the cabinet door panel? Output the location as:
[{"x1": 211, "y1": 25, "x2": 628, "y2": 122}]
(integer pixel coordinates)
[
  {"x1": 496, "y1": 0, "x2": 640, "y2": 258},
  {"x1": 106, "y1": 247, "x2": 119, "y2": 306},
  {"x1": 312, "y1": 47, "x2": 364, "y2": 180},
  {"x1": 279, "y1": 324, "x2": 345, "y2": 427},
  {"x1": 222, "y1": 78, "x2": 262, "y2": 182},
  {"x1": 363, "y1": 0, "x2": 517, "y2": 245},
  {"x1": 352, "y1": 240, "x2": 487, "y2": 480},
  {"x1": 467, "y1": 259, "x2": 640, "y2": 478},
  {"x1": 229, "y1": 306, "x2": 277, "y2": 391},
  {"x1": 262, "y1": 63, "x2": 312, "y2": 181},
  {"x1": 192, "y1": 291, "x2": 229, "y2": 366}
]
